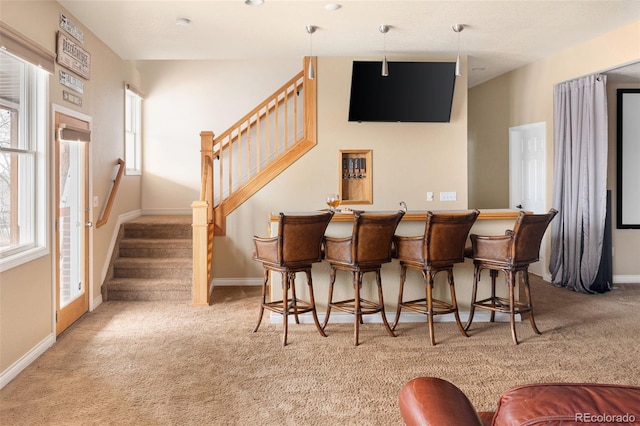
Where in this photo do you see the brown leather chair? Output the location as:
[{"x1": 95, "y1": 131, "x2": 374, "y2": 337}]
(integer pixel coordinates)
[
  {"x1": 465, "y1": 209, "x2": 558, "y2": 344},
  {"x1": 393, "y1": 210, "x2": 480, "y2": 345},
  {"x1": 252, "y1": 211, "x2": 334, "y2": 346},
  {"x1": 322, "y1": 211, "x2": 405, "y2": 346},
  {"x1": 399, "y1": 376, "x2": 640, "y2": 426}
]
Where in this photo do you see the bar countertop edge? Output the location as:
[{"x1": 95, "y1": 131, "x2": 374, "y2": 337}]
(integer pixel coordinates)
[{"x1": 268, "y1": 208, "x2": 524, "y2": 222}]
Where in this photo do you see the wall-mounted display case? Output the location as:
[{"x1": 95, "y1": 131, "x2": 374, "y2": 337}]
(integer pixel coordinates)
[{"x1": 339, "y1": 149, "x2": 372, "y2": 204}]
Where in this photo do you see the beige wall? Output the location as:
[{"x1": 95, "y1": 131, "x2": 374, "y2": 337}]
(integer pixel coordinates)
[
  {"x1": 468, "y1": 20, "x2": 640, "y2": 280},
  {"x1": 0, "y1": 2, "x2": 141, "y2": 373},
  {"x1": 139, "y1": 55, "x2": 469, "y2": 279},
  {"x1": 468, "y1": 74, "x2": 511, "y2": 209}
]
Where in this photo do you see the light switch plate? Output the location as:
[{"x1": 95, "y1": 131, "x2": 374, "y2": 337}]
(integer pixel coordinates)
[{"x1": 440, "y1": 191, "x2": 457, "y2": 201}]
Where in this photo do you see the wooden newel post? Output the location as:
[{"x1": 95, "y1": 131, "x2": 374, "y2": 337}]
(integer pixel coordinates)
[
  {"x1": 191, "y1": 200, "x2": 211, "y2": 306},
  {"x1": 192, "y1": 131, "x2": 215, "y2": 306}
]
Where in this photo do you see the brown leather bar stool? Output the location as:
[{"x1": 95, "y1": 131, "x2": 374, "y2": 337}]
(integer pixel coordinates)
[
  {"x1": 393, "y1": 210, "x2": 479, "y2": 345},
  {"x1": 252, "y1": 211, "x2": 334, "y2": 346},
  {"x1": 322, "y1": 210, "x2": 405, "y2": 346},
  {"x1": 465, "y1": 209, "x2": 557, "y2": 344}
]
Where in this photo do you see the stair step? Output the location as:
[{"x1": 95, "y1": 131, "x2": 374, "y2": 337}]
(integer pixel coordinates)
[
  {"x1": 106, "y1": 278, "x2": 190, "y2": 301},
  {"x1": 119, "y1": 238, "x2": 192, "y2": 258},
  {"x1": 123, "y1": 223, "x2": 192, "y2": 240},
  {"x1": 114, "y1": 257, "x2": 192, "y2": 279}
]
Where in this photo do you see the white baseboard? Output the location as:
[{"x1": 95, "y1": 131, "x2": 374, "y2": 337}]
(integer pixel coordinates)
[
  {"x1": 92, "y1": 294, "x2": 103, "y2": 311},
  {"x1": 0, "y1": 333, "x2": 55, "y2": 389},
  {"x1": 269, "y1": 311, "x2": 520, "y2": 324},
  {"x1": 613, "y1": 275, "x2": 640, "y2": 284}
]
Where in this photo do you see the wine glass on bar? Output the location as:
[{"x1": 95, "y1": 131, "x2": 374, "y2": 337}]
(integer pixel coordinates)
[{"x1": 326, "y1": 193, "x2": 340, "y2": 212}]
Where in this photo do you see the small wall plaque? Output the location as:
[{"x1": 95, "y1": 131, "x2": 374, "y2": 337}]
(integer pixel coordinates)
[
  {"x1": 59, "y1": 13, "x2": 84, "y2": 44},
  {"x1": 59, "y1": 70, "x2": 84, "y2": 94},
  {"x1": 63, "y1": 90, "x2": 82, "y2": 107}
]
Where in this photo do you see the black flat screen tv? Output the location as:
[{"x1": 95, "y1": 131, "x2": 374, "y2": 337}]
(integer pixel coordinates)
[{"x1": 348, "y1": 61, "x2": 456, "y2": 123}]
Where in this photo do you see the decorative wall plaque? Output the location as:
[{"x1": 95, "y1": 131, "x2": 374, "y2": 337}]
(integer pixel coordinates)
[
  {"x1": 56, "y1": 32, "x2": 91, "y2": 80},
  {"x1": 59, "y1": 13, "x2": 84, "y2": 44},
  {"x1": 59, "y1": 70, "x2": 84, "y2": 94},
  {"x1": 63, "y1": 90, "x2": 82, "y2": 107}
]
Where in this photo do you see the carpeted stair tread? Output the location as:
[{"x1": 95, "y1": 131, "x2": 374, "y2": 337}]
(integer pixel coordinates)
[
  {"x1": 119, "y1": 238, "x2": 192, "y2": 248},
  {"x1": 106, "y1": 276, "x2": 191, "y2": 301},
  {"x1": 119, "y1": 238, "x2": 192, "y2": 258},
  {"x1": 123, "y1": 223, "x2": 192, "y2": 240},
  {"x1": 106, "y1": 277, "x2": 191, "y2": 291},
  {"x1": 114, "y1": 257, "x2": 192, "y2": 268}
]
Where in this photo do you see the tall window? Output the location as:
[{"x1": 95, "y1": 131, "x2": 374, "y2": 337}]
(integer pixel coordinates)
[
  {"x1": 125, "y1": 85, "x2": 142, "y2": 175},
  {"x1": 0, "y1": 49, "x2": 48, "y2": 270}
]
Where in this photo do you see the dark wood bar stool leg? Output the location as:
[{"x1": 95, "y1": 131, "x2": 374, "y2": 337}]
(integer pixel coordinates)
[
  {"x1": 392, "y1": 265, "x2": 408, "y2": 330},
  {"x1": 522, "y1": 270, "x2": 541, "y2": 335},
  {"x1": 448, "y1": 269, "x2": 468, "y2": 338},
  {"x1": 507, "y1": 271, "x2": 517, "y2": 345},
  {"x1": 464, "y1": 265, "x2": 481, "y2": 331},
  {"x1": 253, "y1": 268, "x2": 269, "y2": 333},
  {"x1": 377, "y1": 270, "x2": 395, "y2": 338},
  {"x1": 425, "y1": 271, "x2": 435, "y2": 346},
  {"x1": 282, "y1": 272, "x2": 289, "y2": 346},
  {"x1": 354, "y1": 271, "x2": 361, "y2": 346},
  {"x1": 289, "y1": 272, "x2": 301, "y2": 324},
  {"x1": 322, "y1": 267, "x2": 337, "y2": 330},
  {"x1": 306, "y1": 270, "x2": 327, "y2": 338},
  {"x1": 490, "y1": 270, "x2": 498, "y2": 323}
]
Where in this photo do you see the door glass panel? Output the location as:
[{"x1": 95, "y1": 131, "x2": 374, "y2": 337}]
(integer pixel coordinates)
[{"x1": 59, "y1": 139, "x2": 86, "y2": 308}]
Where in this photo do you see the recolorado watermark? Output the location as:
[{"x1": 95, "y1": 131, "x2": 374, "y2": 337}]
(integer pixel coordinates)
[{"x1": 575, "y1": 412, "x2": 636, "y2": 423}]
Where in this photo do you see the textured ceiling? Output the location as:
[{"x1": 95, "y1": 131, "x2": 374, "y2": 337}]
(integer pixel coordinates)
[{"x1": 56, "y1": 0, "x2": 640, "y2": 87}]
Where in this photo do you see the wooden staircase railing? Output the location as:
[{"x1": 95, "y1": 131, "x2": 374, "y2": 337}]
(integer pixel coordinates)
[
  {"x1": 96, "y1": 158, "x2": 125, "y2": 228},
  {"x1": 191, "y1": 57, "x2": 317, "y2": 306}
]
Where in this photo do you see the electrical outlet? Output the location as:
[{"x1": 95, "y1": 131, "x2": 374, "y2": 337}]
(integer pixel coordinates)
[
  {"x1": 440, "y1": 191, "x2": 457, "y2": 201},
  {"x1": 427, "y1": 192, "x2": 434, "y2": 202}
]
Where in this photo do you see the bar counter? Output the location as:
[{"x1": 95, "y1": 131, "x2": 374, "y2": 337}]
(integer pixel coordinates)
[{"x1": 267, "y1": 209, "x2": 528, "y2": 325}]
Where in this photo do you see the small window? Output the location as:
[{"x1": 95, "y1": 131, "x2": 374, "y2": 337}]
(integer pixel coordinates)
[
  {"x1": 125, "y1": 85, "x2": 142, "y2": 175},
  {"x1": 0, "y1": 50, "x2": 48, "y2": 270}
]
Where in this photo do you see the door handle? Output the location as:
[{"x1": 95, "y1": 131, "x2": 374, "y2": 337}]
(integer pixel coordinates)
[
  {"x1": 85, "y1": 221, "x2": 93, "y2": 228},
  {"x1": 516, "y1": 204, "x2": 523, "y2": 209}
]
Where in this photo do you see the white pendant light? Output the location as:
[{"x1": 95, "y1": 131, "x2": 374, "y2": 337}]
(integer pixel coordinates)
[
  {"x1": 306, "y1": 25, "x2": 317, "y2": 80},
  {"x1": 452, "y1": 24, "x2": 464, "y2": 77},
  {"x1": 379, "y1": 25, "x2": 390, "y2": 77}
]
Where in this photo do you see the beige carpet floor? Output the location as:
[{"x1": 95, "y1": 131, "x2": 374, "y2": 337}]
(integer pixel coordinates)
[{"x1": 1, "y1": 276, "x2": 639, "y2": 425}]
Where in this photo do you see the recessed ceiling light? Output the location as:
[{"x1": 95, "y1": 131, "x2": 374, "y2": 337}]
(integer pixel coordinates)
[
  {"x1": 325, "y1": 3, "x2": 342, "y2": 11},
  {"x1": 245, "y1": 0, "x2": 264, "y2": 6},
  {"x1": 176, "y1": 17, "x2": 191, "y2": 27}
]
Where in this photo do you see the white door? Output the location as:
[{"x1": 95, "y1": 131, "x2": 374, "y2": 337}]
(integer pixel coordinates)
[
  {"x1": 509, "y1": 122, "x2": 546, "y2": 276},
  {"x1": 55, "y1": 110, "x2": 92, "y2": 335},
  {"x1": 509, "y1": 122, "x2": 546, "y2": 213}
]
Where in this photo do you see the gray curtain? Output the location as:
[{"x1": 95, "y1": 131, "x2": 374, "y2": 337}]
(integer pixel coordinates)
[{"x1": 550, "y1": 74, "x2": 608, "y2": 293}]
